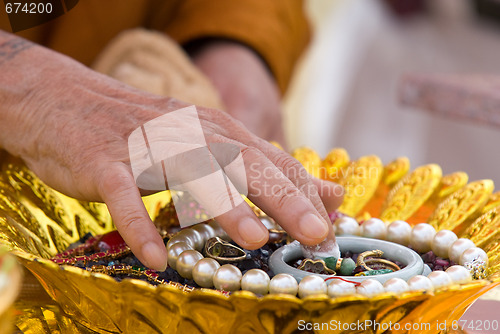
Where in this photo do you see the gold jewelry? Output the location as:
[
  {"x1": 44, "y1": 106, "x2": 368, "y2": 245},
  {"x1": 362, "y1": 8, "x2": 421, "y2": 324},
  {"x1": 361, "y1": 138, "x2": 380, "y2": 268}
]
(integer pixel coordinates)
[
  {"x1": 336, "y1": 258, "x2": 343, "y2": 271},
  {"x1": 356, "y1": 250, "x2": 384, "y2": 271},
  {"x1": 364, "y1": 258, "x2": 400, "y2": 272},
  {"x1": 297, "y1": 259, "x2": 336, "y2": 275},
  {"x1": 204, "y1": 237, "x2": 246, "y2": 263}
]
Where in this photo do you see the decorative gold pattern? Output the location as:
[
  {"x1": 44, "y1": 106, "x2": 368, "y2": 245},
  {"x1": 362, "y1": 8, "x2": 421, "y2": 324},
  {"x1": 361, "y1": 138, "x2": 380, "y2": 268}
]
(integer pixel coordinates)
[
  {"x1": 357, "y1": 157, "x2": 410, "y2": 219},
  {"x1": 483, "y1": 191, "x2": 500, "y2": 214},
  {"x1": 321, "y1": 148, "x2": 350, "y2": 182},
  {"x1": 437, "y1": 172, "x2": 469, "y2": 199},
  {"x1": 291, "y1": 147, "x2": 322, "y2": 179},
  {"x1": 428, "y1": 180, "x2": 494, "y2": 235},
  {"x1": 380, "y1": 164, "x2": 442, "y2": 223},
  {"x1": 461, "y1": 206, "x2": 500, "y2": 248},
  {"x1": 1, "y1": 150, "x2": 500, "y2": 334},
  {"x1": 297, "y1": 258, "x2": 336, "y2": 275},
  {"x1": 337, "y1": 155, "x2": 383, "y2": 217}
]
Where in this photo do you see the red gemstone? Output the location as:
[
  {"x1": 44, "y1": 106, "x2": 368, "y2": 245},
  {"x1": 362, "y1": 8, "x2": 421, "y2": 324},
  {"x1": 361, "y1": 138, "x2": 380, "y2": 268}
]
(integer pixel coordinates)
[{"x1": 99, "y1": 230, "x2": 126, "y2": 250}]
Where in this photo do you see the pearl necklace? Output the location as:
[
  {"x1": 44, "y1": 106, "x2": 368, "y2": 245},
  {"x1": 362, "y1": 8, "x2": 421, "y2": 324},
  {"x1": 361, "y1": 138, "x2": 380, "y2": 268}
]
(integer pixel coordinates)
[{"x1": 166, "y1": 217, "x2": 487, "y2": 298}]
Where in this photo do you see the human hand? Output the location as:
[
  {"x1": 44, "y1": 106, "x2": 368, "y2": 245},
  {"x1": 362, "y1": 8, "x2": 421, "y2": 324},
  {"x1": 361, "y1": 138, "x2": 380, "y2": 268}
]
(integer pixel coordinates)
[
  {"x1": 191, "y1": 40, "x2": 287, "y2": 148},
  {"x1": 0, "y1": 32, "x2": 342, "y2": 271}
]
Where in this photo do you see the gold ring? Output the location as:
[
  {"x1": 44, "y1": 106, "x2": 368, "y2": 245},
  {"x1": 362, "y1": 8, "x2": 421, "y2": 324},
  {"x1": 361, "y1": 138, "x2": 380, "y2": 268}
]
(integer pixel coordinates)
[
  {"x1": 204, "y1": 237, "x2": 247, "y2": 263},
  {"x1": 364, "y1": 258, "x2": 400, "y2": 272},
  {"x1": 336, "y1": 258, "x2": 343, "y2": 271},
  {"x1": 356, "y1": 250, "x2": 384, "y2": 271}
]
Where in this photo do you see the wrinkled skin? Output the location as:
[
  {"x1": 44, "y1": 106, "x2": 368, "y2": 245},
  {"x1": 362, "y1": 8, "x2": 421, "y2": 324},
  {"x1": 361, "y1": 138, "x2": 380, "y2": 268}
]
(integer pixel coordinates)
[{"x1": 0, "y1": 31, "x2": 342, "y2": 270}]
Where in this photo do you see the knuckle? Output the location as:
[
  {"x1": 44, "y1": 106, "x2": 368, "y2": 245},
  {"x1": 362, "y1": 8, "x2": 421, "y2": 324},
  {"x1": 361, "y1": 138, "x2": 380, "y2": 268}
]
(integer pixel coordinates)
[{"x1": 270, "y1": 184, "x2": 301, "y2": 210}]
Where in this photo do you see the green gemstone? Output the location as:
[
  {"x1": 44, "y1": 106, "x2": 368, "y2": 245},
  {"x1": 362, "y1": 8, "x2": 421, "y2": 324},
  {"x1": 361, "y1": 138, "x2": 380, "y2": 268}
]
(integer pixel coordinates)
[
  {"x1": 339, "y1": 258, "x2": 356, "y2": 276},
  {"x1": 322, "y1": 257, "x2": 356, "y2": 276},
  {"x1": 362, "y1": 269, "x2": 393, "y2": 276},
  {"x1": 322, "y1": 257, "x2": 338, "y2": 271}
]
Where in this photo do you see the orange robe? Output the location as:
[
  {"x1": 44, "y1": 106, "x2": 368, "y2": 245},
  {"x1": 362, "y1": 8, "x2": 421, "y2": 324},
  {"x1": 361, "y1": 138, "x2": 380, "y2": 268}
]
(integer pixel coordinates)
[{"x1": 0, "y1": 0, "x2": 309, "y2": 93}]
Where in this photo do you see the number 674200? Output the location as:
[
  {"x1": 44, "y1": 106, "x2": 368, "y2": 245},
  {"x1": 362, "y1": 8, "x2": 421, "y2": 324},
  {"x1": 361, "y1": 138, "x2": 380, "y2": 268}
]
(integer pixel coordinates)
[{"x1": 5, "y1": 2, "x2": 53, "y2": 14}]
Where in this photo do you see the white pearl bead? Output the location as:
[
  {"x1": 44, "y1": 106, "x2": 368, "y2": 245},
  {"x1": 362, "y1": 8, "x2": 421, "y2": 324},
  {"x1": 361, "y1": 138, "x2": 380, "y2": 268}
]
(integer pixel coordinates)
[
  {"x1": 298, "y1": 275, "x2": 328, "y2": 298},
  {"x1": 335, "y1": 217, "x2": 360, "y2": 236},
  {"x1": 176, "y1": 250, "x2": 204, "y2": 279},
  {"x1": 386, "y1": 220, "x2": 412, "y2": 245},
  {"x1": 167, "y1": 242, "x2": 192, "y2": 270},
  {"x1": 383, "y1": 278, "x2": 410, "y2": 294},
  {"x1": 177, "y1": 229, "x2": 204, "y2": 252},
  {"x1": 241, "y1": 269, "x2": 270, "y2": 295},
  {"x1": 459, "y1": 247, "x2": 489, "y2": 267},
  {"x1": 192, "y1": 258, "x2": 220, "y2": 288},
  {"x1": 269, "y1": 274, "x2": 298, "y2": 295},
  {"x1": 213, "y1": 264, "x2": 242, "y2": 291},
  {"x1": 431, "y1": 230, "x2": 458, "y2": 258},
  {"x1": 446, "y1": 265, "x2": 472, "y2": 284},
  {"x1": 327, "y1": 279, "x2": 357, "y2": 297},
  {"x1": 167, "y1": 235, "x2": 195, "y2": 250},
  {"x1": 361, "y1": 218, "x2": 387, "y2": 239},
  {"x1": 427, "y1": 271, "x2": 452, "y2": 288},
  {"x1": 356, "y1": 279, "x2": 385, "y2": 296},
  {"x1": 410, "y1": 223, "x2": 436, "y2": 253},
  {"x1": 449, "y1": 238, "x2": 475, "y2": 263},
  {"x1": 191, "y1": 223, "x2": 216, "y2": 244},
  {"x1": 408, "y1": 275, "x2": 434, "y2": 292}
]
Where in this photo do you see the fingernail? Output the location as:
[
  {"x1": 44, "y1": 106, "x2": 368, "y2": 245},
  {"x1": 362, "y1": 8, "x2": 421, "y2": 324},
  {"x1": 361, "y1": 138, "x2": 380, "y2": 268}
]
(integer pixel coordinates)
[
  {"x1": 239, "y1": 217, "x2": 268, "y2": 244},
  {"x1": 142, "y1": 242, "x2": 168, "y2": 271},
  {"x1": 299, "y1": 213, "x2": 329, "y2": 240}
]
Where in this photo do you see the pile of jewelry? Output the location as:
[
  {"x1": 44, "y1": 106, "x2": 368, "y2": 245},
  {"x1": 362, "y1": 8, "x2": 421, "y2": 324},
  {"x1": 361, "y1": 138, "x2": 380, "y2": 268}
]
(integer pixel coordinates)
[
  {"x1": 51, "y1": 206, "x2": 489, "y2": 299},
  {"x1": 290, "y1": 249, "x2": 404, "y2": 277}
]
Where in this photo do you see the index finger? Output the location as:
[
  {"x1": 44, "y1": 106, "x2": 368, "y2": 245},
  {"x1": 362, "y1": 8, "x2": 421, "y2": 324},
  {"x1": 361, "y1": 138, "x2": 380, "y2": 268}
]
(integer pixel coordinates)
[{"x1": 97, "y1": 163, "x2": 168, "y2": 271}]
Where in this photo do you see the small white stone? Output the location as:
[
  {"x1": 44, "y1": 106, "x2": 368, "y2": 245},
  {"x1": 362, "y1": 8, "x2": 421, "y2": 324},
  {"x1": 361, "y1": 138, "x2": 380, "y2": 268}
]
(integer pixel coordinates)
[
  {"x1": 449, "y1": 238, "x2": 475, "y2": 263},
  {"x1": 361, "y1": 218, "x2": 387, "y2": 239},
  {"x1": 427, "y1": 271, "x2": 452, "y2": 288},
  {"x1": 386, "y1": 220, "x2": 412, "y2": 245},
  {"x1": 213, "y1": 264, "x2": 242, "y2": 291},
  {"x1": 356, "y1": 279, "x2": 385, "y2": 296},
  {"x1": 383, "y1": 278, "x2": 410, "y2": 294},
  {"x1": 459, "y1": 247, "x2": 489, "y2": 267},
  {"x1": 446, "y1": 265, "x2": 472, "y2": 284},
  {"x1": 431, "y1": 230, "x2": 458, "y2": 258},
  {"x1": 241, "y1": 269, "x2": 270, "y2": 295},
  {"x1": 327, "y1": 279, "x2": 357, "y2": 297},
  {"x1": 269, "y1": 274, "x2": 298, "y2": 295},
  {"x1": 335, "y1": 217, "x2": 360, "y2": 236},
  {"x1": 298, "y1": 275, "x2": 328, "y2": 298},
  {"x1": 410, "y1": 223, "x2": 436, "y2": 253},
  {"x1": 408, "y1": 275, "x2": 434, "y2": 292}
]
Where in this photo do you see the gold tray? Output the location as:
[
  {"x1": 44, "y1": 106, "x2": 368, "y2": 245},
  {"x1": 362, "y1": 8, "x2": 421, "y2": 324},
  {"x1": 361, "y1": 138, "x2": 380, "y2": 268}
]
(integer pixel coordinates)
[{"x1": 2, "y1": 149, "x2": 500, "y2": 334}]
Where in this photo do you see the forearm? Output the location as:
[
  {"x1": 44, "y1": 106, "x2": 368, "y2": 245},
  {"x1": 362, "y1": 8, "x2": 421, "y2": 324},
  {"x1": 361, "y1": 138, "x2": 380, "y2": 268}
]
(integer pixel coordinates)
[
  {"x1": 0, "y1": 31, "x2": 64, "y2": 158},
  {"x1": 0, "y1": 31, "x2": 36, "y2": 154}
]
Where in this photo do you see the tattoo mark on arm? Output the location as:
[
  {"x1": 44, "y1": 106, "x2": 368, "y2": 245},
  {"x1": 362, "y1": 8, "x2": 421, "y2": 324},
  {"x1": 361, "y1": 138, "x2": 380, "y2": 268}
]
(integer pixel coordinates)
[{"x1": 0, "y1": 34, "x2": 33, "y2": 66}]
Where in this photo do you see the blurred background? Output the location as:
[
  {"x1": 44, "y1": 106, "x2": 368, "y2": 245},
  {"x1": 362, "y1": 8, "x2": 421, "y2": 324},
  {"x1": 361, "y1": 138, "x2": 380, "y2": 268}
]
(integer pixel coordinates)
[{"x1": 284, "y1": 0, "x2": 500, "y2": 186}]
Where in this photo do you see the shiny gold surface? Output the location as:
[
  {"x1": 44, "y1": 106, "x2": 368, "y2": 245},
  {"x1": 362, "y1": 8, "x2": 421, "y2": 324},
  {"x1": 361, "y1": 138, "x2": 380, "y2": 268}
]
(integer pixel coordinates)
[
  {"x1": 321, "y1": 147, "x2": 350, "y2": 182},
  {"x1": 1, "y1": 150, "x2": 500, "y2": 333},
  {"x1": 379, "y1": 164, "x2": 442, "y2": 223},
  {"x1": 337, "y1": 155, "x2": 383, "y2": 217},
  {"x1": 291, "y1": 146, "x2": 322, "y2": 179},
  {"x1": 357, "y1": 156, "x2": 410, "y2": 219},
  {"x1": 0, "y1": 247, "x2": 23, "y2": 334},
  {"x1": 428, "y1": 180, "x2": 494, "y2": 235}
]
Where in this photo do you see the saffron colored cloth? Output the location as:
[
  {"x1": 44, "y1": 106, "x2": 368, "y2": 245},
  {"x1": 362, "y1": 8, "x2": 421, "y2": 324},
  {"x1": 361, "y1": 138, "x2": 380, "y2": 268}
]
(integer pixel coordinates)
[{"x1": 0, "y1": 0, "x2": 309, "y2": 94}]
